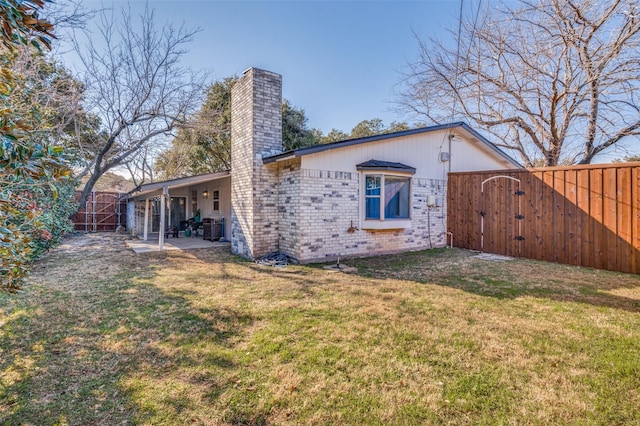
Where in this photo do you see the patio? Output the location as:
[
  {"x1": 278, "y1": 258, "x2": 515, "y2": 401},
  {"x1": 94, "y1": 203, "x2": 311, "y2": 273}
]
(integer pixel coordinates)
[
  {"x1": 125, "y1": 232, "x2": 230, "y2": 253},
  {"x1": 125, "y1": 171, "x2": 232, "y2": 252}
]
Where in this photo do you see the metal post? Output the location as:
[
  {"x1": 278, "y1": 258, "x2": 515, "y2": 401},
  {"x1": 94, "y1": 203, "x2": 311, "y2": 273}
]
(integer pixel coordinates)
[
  {"x1": 143, "y1": 198, "x2": 150, "y2": 241},
  {"x1": 167, "y1": 193, "x2": 171, "y2": 234}
]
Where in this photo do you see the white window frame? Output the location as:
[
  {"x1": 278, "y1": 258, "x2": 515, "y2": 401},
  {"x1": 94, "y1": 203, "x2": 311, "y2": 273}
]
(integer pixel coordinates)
[
  {"x1": 361, "y1": 172, "x2": 412, "y2": 230},
  {"x1": 212, "y1": 189, "x2": 220, "y2": 213}
]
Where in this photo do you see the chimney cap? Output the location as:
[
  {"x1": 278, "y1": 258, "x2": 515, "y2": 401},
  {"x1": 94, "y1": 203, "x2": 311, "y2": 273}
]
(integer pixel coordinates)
[{"x1": 241, "y1": 67, "x2": 282, "y2": 79}]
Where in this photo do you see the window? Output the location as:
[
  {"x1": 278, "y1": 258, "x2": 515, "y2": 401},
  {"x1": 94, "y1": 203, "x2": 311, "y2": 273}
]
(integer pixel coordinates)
[
  {"x1": 365, "y1": 176, "x2": 381, "y2": 219},
  {"x1": 191, "y1": 190, "x2": 197, "y2": 216},
  {"x1": 213, "y1": 190, "x2": 220, "y2": 212},
  {"x1": 357, "y1": 160, "x2": 415, "y2": 229},
  {"x1": 365, "y1": 174, "x2": 411, "y2": 221},
  {"x1": 384, "y1": 176, "x2": 410, "y2": 219}
]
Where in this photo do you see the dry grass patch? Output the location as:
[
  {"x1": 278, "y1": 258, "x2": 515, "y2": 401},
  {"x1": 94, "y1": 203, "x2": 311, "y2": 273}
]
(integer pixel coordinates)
[{"x1": 1, "y1": 234, "x2": 639, "y2": 425}]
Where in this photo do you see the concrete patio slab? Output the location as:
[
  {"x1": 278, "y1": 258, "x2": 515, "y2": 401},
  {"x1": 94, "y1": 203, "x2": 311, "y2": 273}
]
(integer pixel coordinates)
[
  {"x1": 475, "y1": 253, "x2": 514, "y2": 261},
  {"x1": 125, "y1": 233, "x2": 230, "y2": 253}
]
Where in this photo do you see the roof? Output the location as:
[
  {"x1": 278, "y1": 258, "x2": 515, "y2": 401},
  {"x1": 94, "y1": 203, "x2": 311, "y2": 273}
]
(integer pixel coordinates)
[
  {"x1": 125, "y1": 170, "x2": 230, "y2": 199},
  {"x1": 356, "y1": 160, "x2": 416, "y2": 174},
  {"x1": 263, "y1": 122, "x2": 522, "y2": 167}
]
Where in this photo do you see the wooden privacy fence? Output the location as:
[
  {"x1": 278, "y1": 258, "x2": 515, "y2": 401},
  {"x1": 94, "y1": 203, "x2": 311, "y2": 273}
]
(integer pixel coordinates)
[
  {"x1": 70, "y1": 191, "x2": 127, "y2": 232},
  {"x1": 447, "y1": 163, "x2": 640, "y2": 274}
]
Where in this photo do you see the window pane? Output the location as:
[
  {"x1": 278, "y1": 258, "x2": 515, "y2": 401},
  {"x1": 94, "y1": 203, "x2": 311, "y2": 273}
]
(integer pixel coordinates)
[
  {"x1": 191, "y1": 190, "x2": 198, "y2": 216},
  {"x1": 170, "y1": 197, "x2": 186, "y2": 228},
  {"x1": 365, "y1": 175, "x2": 381, "y2": 219},
  {"x1": 384, "y1": 176, "x2": 410, "y2": 219},
  {"x1": 366, "y1": 197, "x2": 380, "y2": 219},
  {"x1": 365, "y1": 176, "x2": 380, "y2": 195}
]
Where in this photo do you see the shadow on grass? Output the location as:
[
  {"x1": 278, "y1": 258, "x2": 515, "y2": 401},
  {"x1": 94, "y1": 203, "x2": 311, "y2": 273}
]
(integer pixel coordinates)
[
  {"x1": 0, "y1": 235, "x2": 255, "y2": 425},
  {"x1": 4, "y1": 234, "x2": 636, "y2": 424},
  {"x1": 188, "y1": 247, "x2": 341, "y2": 298},
  {"x1": 188, "y1": 243, "x2": 640, "y2": 313},
  {"x1": 341, "y1": 248, "x2": 640, "y2": 313}
]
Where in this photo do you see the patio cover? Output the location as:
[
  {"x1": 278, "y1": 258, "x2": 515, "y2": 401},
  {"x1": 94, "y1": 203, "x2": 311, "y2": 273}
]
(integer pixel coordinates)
[{"x1": 126, "y1": 171, "x2": 230, "y2": 249}]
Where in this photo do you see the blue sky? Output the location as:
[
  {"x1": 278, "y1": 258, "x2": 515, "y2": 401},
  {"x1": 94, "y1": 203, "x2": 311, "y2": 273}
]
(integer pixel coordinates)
[{"x1": 69, "y1": 0, "x2": 462, "y2": 135}]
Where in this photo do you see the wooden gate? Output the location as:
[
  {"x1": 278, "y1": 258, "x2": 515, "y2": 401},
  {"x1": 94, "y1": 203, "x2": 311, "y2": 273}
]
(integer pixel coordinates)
[
  {"x1": 70, "y1": 192, "x2": 127, "y2": 232},
  {"x1": 480, "y1": 176, "x2": 522, "y2": 257},
  {"x1": 447, "y1": 163, "x2": 640, "y2": 274}
]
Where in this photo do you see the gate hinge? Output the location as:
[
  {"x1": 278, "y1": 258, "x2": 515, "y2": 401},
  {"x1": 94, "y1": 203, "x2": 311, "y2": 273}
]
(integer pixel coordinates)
[
  {"x1": 515, "y1": 190, "x2": 525, "y2": 196},
  {"x1": 515, "y1": 214, "x2": 524, "y2": 220},
  {"x1": 515, "y1": 236, "x2": 525, "y2": 241}
]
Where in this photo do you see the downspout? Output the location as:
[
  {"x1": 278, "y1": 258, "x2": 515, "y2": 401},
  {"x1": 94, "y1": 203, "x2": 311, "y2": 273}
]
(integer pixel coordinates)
[
  {"x1": 448, "y1": 133, "x2": 454, "y2": 174},
  {"x1": 446, "y1": 133, "x2": 454, "y2": 244},
  {"x1": 276, "y1": 162, "x2": 280, "y2": 252}
]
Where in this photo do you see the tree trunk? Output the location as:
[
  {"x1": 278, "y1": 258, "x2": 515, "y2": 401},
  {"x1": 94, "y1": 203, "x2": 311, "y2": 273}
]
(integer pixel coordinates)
[{"x1": 77, "y1": 172, "x2": 102, "y2": 212}]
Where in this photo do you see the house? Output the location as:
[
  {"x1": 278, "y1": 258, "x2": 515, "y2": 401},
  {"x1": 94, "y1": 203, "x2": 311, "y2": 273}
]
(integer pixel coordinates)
[{"x1": 127, "y1": 67, "x2": 520, "y2": 261}]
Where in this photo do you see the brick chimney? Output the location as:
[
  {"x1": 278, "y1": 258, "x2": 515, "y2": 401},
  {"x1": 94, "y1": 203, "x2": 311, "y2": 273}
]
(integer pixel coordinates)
[{"x1": 230, "y1": 68, "x2": 283, "y2": 259}]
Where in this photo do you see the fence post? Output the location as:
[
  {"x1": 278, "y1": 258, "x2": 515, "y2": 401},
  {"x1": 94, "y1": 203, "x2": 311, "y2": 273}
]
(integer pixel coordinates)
[
  {"x1": 84, "y1": 195, "x2": 89, "y2": 232},
  {"x1": 117, "y1": 193, "x2": 121, "y2": 228},
  {"x1": 92, "y1": 191, "x2": 97, "y2": 232}
]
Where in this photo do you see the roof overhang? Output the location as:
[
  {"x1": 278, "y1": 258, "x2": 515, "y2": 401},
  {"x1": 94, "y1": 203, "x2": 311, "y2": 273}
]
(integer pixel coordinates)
[
  {"x1": 263, "y1": 122, "x2": 522, "y2": 168},
  {"x1": 356, "y1": 160, "x2": 416, "y2": 174},
  {"x1": 125, "y1": 170, "x2": 230, "y2": 200},
  {"x1": 453, "y1": 124, "x2": 522, "y2": 168}
]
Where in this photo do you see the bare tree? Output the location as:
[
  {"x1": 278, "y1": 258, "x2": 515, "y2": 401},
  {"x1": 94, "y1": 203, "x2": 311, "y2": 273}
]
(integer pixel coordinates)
[
  {"x1": 400, "y1": 0, "x2": 640, "y2": 166},
  {"x1": 44, "y1": 0, "x2": 92, "y2": 39},
  {"x1": 72, "y1": 5, "x2": 206, "y2": 208},
  {"x1": 126, "y1": 145, "x2": 157, "y2": 188}
]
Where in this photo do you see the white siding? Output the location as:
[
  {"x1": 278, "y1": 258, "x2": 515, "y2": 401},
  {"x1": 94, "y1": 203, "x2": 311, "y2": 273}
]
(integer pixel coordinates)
[
  {"x1": 189, "y1": 176, "x2": 232, "y2": 238},
  {"x1": 301, "y1": 130, "x2": 514, "y2": 177},
  {"x1": 276, "y1": 128, "x2": 515, "y2": 262}
]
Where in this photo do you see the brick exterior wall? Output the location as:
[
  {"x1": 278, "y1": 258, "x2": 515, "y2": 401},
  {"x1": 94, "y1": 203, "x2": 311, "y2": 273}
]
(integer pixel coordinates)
[
  {"x1": 230, "y1": 66, "x2": 448, "y2": 263},
  {"x1": 276, "y1": 159, "x2": 301, "y2": 258},
  {"x1": 276, "y1": 166, "x2": 448, "y2": 263},
  {"x1": 231, "y1": 68, "x2": 283, "y2": 259}
]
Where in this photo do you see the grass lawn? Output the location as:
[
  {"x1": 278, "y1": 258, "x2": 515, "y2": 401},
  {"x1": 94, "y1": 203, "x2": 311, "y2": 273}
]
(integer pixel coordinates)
[{"x1": 1, "y1": 233, "x2": 639, "y2": 425}]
